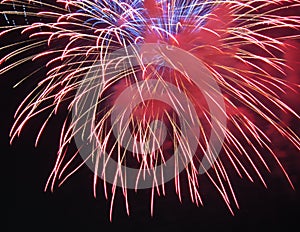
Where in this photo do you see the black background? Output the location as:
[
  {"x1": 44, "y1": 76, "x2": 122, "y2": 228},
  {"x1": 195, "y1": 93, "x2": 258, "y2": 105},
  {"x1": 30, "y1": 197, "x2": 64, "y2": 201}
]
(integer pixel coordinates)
[{"x1": 2, "y1": 2, "x2": 300, "y2": 231}]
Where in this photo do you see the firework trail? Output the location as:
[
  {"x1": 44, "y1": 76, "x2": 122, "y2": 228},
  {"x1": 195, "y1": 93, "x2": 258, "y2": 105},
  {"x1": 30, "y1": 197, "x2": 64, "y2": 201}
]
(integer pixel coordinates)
[{"x1": 1, "y1": 0, "x2": 300, "y2": 220}]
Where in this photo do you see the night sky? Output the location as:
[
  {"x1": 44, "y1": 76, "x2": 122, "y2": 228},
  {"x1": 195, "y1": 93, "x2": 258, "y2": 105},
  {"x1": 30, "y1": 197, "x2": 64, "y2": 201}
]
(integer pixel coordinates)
[{"x1": 2, "y1": 1, "x2": 300, "y2": 231}]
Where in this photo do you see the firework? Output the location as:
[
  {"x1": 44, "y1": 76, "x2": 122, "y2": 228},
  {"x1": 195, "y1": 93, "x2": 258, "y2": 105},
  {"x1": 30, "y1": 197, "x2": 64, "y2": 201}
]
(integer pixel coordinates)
[{"x1": 1, "y1": 0, "x2": 300, "y2": 220}]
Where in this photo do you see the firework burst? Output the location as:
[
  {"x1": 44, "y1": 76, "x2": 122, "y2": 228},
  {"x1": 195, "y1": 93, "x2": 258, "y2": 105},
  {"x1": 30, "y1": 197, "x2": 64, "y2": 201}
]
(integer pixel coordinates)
[{"x1": 1, "y1": 0, "x2": 300, "y2": 220}]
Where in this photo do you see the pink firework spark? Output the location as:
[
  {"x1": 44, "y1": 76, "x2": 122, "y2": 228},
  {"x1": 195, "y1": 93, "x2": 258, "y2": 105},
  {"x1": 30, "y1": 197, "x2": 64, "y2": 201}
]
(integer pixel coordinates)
[{"x1": 1, "y1": 0, "x2": 300, "y2": 221}]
